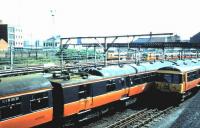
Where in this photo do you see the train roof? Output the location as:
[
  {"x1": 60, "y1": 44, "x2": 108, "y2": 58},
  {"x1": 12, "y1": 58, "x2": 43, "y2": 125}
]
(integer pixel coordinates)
[
  {"x1": 88, "y1": 65, "x2": 136, "y2": 77},
  {"x1": 90, "y1": 61, "x2": 174, "y2": 77},
  {"x1": 157, "y1": 65, "x2": 200, "y2": 73},
  {"x1": 129, "y1": 61, "x2": 173, "y2": 73},
  {"x1": 0, "y1": 73, "x2": 51, "y2": 97},
  {"x1": 170, "y1": 59, "x2": 200, "y2": 66}
]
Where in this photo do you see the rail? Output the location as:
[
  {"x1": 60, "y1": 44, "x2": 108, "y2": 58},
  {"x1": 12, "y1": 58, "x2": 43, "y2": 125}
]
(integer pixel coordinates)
[
  {"x1": 0, "y1": 60, "x2": 138, "y2": 77},
  {"x1": 106, "y1": 107, "x2": 174, "y2": 128}
]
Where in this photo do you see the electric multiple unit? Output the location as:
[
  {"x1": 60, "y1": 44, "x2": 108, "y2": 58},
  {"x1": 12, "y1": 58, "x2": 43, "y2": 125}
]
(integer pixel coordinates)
[{"x1": 1, "y1": 59, "x2": 199, "y2": 128}]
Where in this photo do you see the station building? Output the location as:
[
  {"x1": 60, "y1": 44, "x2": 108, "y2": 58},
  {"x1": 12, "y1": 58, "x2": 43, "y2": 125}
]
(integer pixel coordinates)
[
  {"x1": 133, "y1": 35, "x2": 180, "y2": 43},
  {"x1": 43, "y1": 35, "x2": 60, "y2": 50},
  {"x1": 0, "y1": 22, "x2": 24, "y2": 49}
]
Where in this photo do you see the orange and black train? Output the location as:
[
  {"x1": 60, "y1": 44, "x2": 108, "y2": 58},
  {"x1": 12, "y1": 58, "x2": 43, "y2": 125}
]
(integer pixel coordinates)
[{"x1": 1, "y1": 59, "x2": 200, "y2": 128}]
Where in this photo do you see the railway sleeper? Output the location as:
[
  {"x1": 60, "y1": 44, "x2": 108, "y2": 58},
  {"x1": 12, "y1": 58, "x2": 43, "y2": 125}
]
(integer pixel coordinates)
[{"x1": 134, "y1": 110, "x2": 170, "y2": 128}]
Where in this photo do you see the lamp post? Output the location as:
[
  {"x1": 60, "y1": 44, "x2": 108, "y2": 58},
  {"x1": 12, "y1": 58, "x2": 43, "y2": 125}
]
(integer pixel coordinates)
[
  {"x1": 10, "y1": 41, "x2": 13, "y2": 70},
  {"x1": 50, "y1": 9, "x2": 56, "y2": 62}
]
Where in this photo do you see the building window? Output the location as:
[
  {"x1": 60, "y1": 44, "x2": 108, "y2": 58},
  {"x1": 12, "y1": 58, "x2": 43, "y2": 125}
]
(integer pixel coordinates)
[
  {"x1": 8, "y1": 27, "x2": 15, "y2": 33},
  {"x1": 9, "y1": 34, "x2": 15, "y2": 39}
]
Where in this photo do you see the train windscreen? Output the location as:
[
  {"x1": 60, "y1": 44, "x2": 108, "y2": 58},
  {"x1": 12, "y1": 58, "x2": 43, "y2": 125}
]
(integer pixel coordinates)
[{"x1": 157, "y1": 73, "x2": 182, "y2": 84}]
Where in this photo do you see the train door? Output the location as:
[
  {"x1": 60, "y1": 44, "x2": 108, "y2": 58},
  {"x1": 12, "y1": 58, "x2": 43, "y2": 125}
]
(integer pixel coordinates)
[
  {"x1": 126, "y1": 76, "x2": 132, "y2": 95},
  {"x1": 110, "y1": 78, "x2": 128, "y2": 100},
  {"x1": 120, "y1": 77, "x2": 129, "y2": 97},
  {"x1": 182, "y1": 73, "x2": 187, "y2": 92},
  {"x1": 78, "y1": 84, "x2": 92, "y2": 111}
]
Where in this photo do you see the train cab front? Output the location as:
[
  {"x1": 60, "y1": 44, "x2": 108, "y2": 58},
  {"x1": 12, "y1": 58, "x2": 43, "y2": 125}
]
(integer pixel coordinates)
[{"x1": 155, "y1": 72, "x2": 184, "y2": 94}]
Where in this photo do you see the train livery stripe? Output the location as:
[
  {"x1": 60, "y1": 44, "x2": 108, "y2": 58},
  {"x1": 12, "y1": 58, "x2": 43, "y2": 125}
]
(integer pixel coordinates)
[
  {"x1": 92, "y1": 89, "x2": 126, "y2": 108},
  {"x1": 128, "y1": 84, "x2": 147, "y2": 96},
  {"x1": 185, "y1": 79, "x2": 199, "y2": 91},
  {"x1": 1, "y1": 107, "x2": 53, "y2": 128},
  {"x1": 63, "y1": 101, "x2": 80, "y2": 117},
  {"x1": 63, "y1": 89, "x2": 127, "y2": 117}
]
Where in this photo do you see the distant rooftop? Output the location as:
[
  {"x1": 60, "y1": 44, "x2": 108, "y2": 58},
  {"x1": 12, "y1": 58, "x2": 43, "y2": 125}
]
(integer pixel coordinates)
[
  {"x1": 190, "y1": 32, "x2": 200, "y2": 43},
  {"x1": 133, "y1": 35, "x2": 180, "y2": 44}
]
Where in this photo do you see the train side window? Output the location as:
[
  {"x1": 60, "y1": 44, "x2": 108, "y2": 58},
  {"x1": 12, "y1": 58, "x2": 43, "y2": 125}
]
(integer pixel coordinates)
[
  {"x1": 187, "y1": 72, "x2": 197, "y2": 81},
  {"x1": 106, "y1": 81, "x2": 116, "y2": 92},
  {"x1": 198, "y1": 70, "x2": 200, "y2": 78},
  {"x1": 173, "y1": 74, "x2": 182, "y2": 84},
  {"x1": 143, "y1": 74, "x2": 149, "y2": 82},
  {"x1": 132, "y1": 76, "x2": 141, "y2": 85},
  {"x1": 187, "y1": 72, "x2": 191, "y2": 81},
  {"x1": 131, "y1": 77, "x2": 136, "y2": 85},
  {"x1": 92, "y1": 81, "x2": 107, "y2": 96},
  {"x1": 156, "y1": 73, "x2": 161, "y2": 80},
  {"x1": 113, "y1": 78, "x2": 125, "y2": 90},
  {"x1": 128, "y1": 76, "x2": 133, "y2": 86},
  {"x1": 79, "y1": 85, "x2": 90, "y2": 99},
  {"x1": 148, "y1": 73, "x2": 154, "y2": 82},
  {"x1": 126, "y1": 76, "x2": 132, "y2": 87},
  {"x1": 197, "y1": 70, "x2": 200, "y2": 78},
  {"x1": 30, "y1": 92, "x2": 49, "y2": 111},
  {"x1": 193, "y1": 72, "x2": 197, "y2": 79},
  {"x1": 143, "y1": 74, "x2": 151, "y2": 83},
  {"x1": 0, "y1": 97, "x2": 22, "y2": 120},
  {"x1": 194, "y1": 71, "x2": 198, "y2": 79},
  {"x1": 140, "y1": 75, "x2": 146, "y2": 84},
  {"x1": 151, "y1": 73, "x2": 156, "y2": 82},
  {"x1": 120, "y1": 78, "x2": 126, "y2": 87}
]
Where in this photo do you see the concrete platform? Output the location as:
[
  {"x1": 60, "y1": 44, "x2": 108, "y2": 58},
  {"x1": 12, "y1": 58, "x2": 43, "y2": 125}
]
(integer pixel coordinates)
[
  {"x1": 170, "y1": 89, "x2": 200, "y2": 128},
  {"x1": 151, "y1": 89, "x2": 200, "y2": 128}
]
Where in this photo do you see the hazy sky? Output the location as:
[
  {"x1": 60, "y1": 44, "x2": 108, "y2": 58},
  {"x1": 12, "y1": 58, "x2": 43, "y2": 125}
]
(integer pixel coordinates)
[{"x1": 0, "y1": 0, "x2": 199, "y2": 40}]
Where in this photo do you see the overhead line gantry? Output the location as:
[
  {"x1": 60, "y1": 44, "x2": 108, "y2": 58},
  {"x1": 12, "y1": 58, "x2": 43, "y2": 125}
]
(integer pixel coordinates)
[{"x1": 60, "y1": 32, "x2": 173, "y2": 67}]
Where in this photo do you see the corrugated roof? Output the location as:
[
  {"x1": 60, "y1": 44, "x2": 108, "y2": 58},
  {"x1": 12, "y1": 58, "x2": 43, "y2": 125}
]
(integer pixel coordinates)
[{"x1": 134, "y1": 37, "x2": 166, "y2": 43}]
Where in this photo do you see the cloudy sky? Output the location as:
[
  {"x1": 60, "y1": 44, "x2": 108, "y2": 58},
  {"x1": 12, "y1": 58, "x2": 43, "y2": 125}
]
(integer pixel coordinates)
[{"x1": 0, "y1": 0, "x2": 199, "y2": 40}]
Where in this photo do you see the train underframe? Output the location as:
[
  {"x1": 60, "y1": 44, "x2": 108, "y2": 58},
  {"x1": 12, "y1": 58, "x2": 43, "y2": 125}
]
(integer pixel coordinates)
[{"x1": 61, "y1": 96, "x2": 138, "y2": 127}]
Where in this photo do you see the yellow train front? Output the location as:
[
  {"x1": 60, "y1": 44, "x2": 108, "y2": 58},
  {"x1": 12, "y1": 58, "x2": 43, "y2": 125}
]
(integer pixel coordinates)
[{"x1": 155, "y1": 61, "x2": 200, "y2": 97}]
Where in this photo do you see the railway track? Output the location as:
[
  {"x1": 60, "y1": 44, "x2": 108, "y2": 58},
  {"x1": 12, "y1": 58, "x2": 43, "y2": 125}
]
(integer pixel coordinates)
[
  {"x1": 105, "y1": 106, "x2": 174, "y2": 128},
  {"x1": 0, "y1": 60, "x2": 137, "y2": 77}
]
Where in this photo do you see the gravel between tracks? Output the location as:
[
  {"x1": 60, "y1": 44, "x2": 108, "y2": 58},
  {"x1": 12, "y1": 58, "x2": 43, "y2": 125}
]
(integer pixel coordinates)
[
  {"x1": 82, "y1": 89, "x2": 200, "y2": 128},
  {"x1": 82, "y1": 107, "x2": 140, "y2": 128}
]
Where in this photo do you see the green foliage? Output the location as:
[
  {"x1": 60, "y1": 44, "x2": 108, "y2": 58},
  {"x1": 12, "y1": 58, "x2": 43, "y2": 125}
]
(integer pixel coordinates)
[{"x1": 56, "y1": 48, "x2": 103, "y2": 60}]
